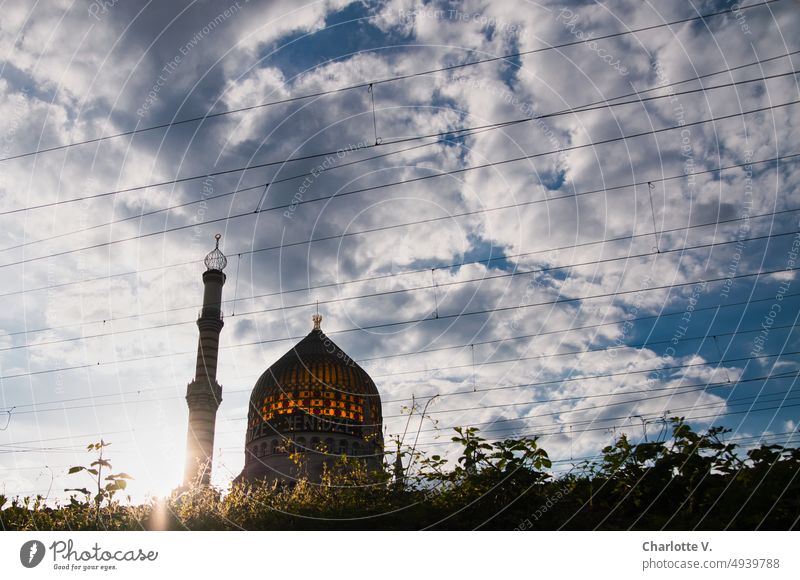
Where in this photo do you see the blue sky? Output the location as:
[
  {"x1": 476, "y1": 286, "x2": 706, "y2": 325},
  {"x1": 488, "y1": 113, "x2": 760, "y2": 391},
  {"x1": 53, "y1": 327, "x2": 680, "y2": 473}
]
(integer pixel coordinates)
[{"x1": 0, "y1": 0, "x2": 798, "y2": 501}]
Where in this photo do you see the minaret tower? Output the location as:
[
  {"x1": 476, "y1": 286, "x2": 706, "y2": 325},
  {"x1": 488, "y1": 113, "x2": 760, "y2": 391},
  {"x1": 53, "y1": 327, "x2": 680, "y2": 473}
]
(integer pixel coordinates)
[{"x1": 183, "y1": 234, "x2": 227, "y2": 487}]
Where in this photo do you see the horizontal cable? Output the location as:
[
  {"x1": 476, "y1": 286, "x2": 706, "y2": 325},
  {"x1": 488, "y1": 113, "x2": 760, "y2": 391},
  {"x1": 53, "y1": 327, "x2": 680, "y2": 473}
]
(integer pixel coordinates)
[
  {"x1": 0, "y1": 258, "x2": 796, "y2": 382},
  {"x1": 0, "y1": 0, "x2": 782, "y2": 164},
  {"x1": 380, "y1": 352, "x2": 800, "y2": 419},
  {"x1": 410, "y1": 349, "x2": 800, "y2": 441},
  {"x1": 402, "y1": 373, "x2": 800, "y2": 435},
  {"x1": 413, "y1": 401, "x2": 800, "y2": 447},
  {"x1": 2, "y1": 150, "x2": 795, "y2": 305},
  {"x1": 8, "y1": 67, "x2": 796, "y2": 252},
  {"x1": 410, "y1": 385, "x2": 800, "y2": 446},
  {"x1": 3, "y1": 291, "x2": 797, "y2": 414},
  {"x1": 8, "y1": 364, "x2": 796, "y2": 422},
  {"x1": 8, "y1": 346, "x2": 794, "y2": 430},
  {"x1": 2, "y1": 98, "x2": 798, "y2": 270},
  {"x1": 370, "y1": 321, "x2": 799, "y2": 382},
  {"x1": 3, "y1": 68, "x2": 795, "y2": 222},
  {"x1": 3, "y1": 224, "x2": 797, "y2": 352}
]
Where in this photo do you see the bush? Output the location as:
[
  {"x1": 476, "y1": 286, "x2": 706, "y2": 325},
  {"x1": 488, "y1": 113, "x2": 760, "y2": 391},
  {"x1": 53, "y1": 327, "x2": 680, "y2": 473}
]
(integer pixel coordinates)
[{"x1": 1, "y1": 418, "x2": 797, "y2": 530}]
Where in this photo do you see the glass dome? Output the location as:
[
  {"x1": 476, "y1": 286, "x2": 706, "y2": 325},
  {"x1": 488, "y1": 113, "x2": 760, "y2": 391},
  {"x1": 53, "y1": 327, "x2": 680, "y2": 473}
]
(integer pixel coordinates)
[{"x1": 204, "y1": 234, "x2": 228, "y2": 271}]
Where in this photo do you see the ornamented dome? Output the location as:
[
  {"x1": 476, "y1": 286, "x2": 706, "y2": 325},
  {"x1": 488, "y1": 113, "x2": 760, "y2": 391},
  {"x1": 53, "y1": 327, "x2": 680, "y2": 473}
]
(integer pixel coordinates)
[
  {"x1": 204, "y1": 234, "x2": 227, "y2": 271},
  {"x1": 238, "y1": 315, "x2": 384, "y2": 483}
]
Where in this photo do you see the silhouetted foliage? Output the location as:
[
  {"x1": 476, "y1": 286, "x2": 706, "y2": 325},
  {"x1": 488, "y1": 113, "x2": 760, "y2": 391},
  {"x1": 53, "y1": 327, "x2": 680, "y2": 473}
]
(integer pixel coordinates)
[{"x1": 1, "y1": 418, "x2": 798, "y2": 530}]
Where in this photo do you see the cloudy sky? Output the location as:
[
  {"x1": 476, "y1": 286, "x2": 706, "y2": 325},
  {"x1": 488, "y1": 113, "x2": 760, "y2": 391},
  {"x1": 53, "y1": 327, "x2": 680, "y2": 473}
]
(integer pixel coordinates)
[{"x1": 0, "y1": 0, "x2": 798, "y2": 503}]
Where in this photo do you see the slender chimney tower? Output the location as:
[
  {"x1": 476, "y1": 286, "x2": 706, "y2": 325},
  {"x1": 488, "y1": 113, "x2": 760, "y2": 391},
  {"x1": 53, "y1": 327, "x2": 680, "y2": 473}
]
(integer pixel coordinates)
[{"x1": 183, "y1": 234, "x2": 227, "y2": 487}]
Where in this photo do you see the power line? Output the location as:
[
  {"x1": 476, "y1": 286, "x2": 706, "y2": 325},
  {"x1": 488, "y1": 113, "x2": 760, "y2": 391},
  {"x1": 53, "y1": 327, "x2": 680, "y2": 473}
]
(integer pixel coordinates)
[
  {"x1": 234, "y1": 228, "x2": 800, "y2": 346},
  {"x1": 1, "y1": 368, "x2": 796, "y2": 449},
  {"x1": 379, "y1": 352, "x2": 800, "y2": 420},
  {"x1": 0, "y1": 430, "x2": 133, "y2": 449},
  {"x1": 0, "y1": 364, "x2": 796, "y2": 468},
  {"x1": 491, "y1": 388, "x2": 800, "y2": 438},
  {"x1": 0, "y1": 119, "x2": 488, "y2": 218},
  {"x1": 2, "y1": 138, "x2": 443, "y2": 252},
  {"x1": 3, "y1": 69, "x2": 795, "y2": 223},
  {"x1": 371, "y1": 321, "x2": 800, "y2": 381},
  {"x1": 412, "y1": 402, "x2": 800, "y2": 447},
  {"x1": 405, "y1": 382, "x2": 800, "y2": 451},
  {"x1": 409, "y1": 381, "x2": 800, "y2": 445},
  {"x1": 3, "y1": 430, "x2": 796, "y2": 486},
  {"x1": 363, "y1": 294, "x2": 800, "y2": 366},
  {"x1": 3, "y1": 291, "x2": 796, "y2": 415},
  {"x1": 127, "y1": 264, "x2": 800, "y2": 343},
  {"x1": 3, "y1": 150, "x2": 795, "y2": 305},
  {"x1": 6, "y1": 392, "x2": 797, "y2": 465},
  {"x1": 400, "y1": 373, "x2": 800, "y2": 435},
  {"x1": 0, "y1": 0, "x2": 783, "y2": 165},
  {"x1": 8, "y1": 364, "x2": 796, "y2": 423},
  {"x1": 418, "y1": 327, "x2": 800, "y2": 442},
  {"x1": 392, "y1": 299, "x2": 800, "y2": 433},
  {"x1": 4, "y1": 340, "x2": 797, "y2": 429},
  {"x1": 485, "y1": 49, "x2": 800, "y2": 113},
  {"x1": 184, "y1": 102, "x2": 800, "y2": 218},
  {"x1": 3, "y1": 223, "x2": 796, "y2": 352},
  {"x1": 8, "y1": 67, "x2": 797, "y2": 253},
  {"x1": 2, "y1": 98, "x2": 798, "y2": 270},
  {"x1": 1, "y1": 257, "x2": 796, "y2": 382}
]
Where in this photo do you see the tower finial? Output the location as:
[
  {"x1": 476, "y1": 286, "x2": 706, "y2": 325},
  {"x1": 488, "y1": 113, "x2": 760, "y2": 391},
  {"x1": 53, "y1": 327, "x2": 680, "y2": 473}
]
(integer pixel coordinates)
[
  {"x1": 204, "y1": 234, "x2": 227, "y2": 271},
  {"x1": 312, "y1": 310, "x2": 322, "y2": 330}
]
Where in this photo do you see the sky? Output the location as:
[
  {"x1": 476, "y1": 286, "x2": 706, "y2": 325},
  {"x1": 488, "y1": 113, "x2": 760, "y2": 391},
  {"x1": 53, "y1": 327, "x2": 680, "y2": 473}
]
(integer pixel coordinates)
[{"x1": 0, "y1": 0, "x2": 798, "y2": 503}]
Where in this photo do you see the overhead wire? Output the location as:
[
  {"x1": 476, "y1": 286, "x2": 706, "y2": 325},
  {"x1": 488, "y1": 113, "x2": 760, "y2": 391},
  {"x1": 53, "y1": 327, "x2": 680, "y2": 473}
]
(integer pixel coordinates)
[
  {"x1": 2, "y1": 98, "x2": 798, "y2": 272},
  {"x1": 2, "y1": 290, "x2": 798, "y2": 414},
  {"x1": 1, "y1": 257, "x2": 797, "y2": 382},
  {"x1": 2, "y1": 68, "x2": 796, "y2": 222},
  {"x1": 0, "y1": 0, "x2": 784, "y2": 165},
  {"x1": 2, "y1": 222, "x2": 798, "y2": 351},
  {"x1": 2, "y1": 151, "x2": 795, "y2": 307}
]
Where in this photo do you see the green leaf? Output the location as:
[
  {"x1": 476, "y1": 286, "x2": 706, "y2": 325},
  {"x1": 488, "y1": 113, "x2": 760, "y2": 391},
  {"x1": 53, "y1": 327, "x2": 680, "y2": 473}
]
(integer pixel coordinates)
[
  {"x1": 87, "y1": 469, "x2": 99, "y2": 476},
  {"x1": 105, "y1": 479, "x2": 127, "y2": 492},
  {"x1": 64, "y1": 488, "x2": 90, "y2": 495},
  {"x1": 68, "y1": 466, "x2": 85, "y2": 474},
  {"x1": 91, "y1": 459, "x2": 112, "y2": 468}
]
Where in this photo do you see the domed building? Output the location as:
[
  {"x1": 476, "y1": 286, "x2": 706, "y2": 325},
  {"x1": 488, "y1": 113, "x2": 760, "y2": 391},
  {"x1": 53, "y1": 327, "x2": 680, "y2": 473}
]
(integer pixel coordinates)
[
  {"x1": 181, "y1": 237, "x2": 384, "y2": 488},
  {"x1": 236, "y1": 314, "x2": 384, "y2": 484}
]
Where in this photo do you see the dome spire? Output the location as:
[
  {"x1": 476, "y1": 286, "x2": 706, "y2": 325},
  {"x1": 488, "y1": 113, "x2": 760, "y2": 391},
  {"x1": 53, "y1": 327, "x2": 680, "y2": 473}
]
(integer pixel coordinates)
[
  {"x1": 204, "y1": 234, "x2": 228, "y2": 271},
  {"x1": 312, "y1": 301, "x2": 322, "y2": 330}
]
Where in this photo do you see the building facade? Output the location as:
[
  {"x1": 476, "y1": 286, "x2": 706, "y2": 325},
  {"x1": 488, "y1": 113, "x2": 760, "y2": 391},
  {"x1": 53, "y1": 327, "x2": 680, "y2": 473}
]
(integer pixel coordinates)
[{"x1": 237, "y1": 314, "x2": 384, "y2": 484}]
